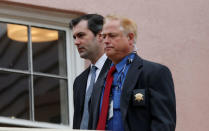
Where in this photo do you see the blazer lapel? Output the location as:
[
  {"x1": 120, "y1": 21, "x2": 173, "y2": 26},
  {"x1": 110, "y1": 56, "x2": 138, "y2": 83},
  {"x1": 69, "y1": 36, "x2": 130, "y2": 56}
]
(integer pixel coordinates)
[
  {"x1": 97, "y1": 59, "x2": 112, "y2": 81},
  {"x1": 89, "y1": 58, "x2": 112, "y2": 129},
  {"x1": 120, "y1": 55, "x2": 143, "y2": 123},
  {"x1": 92, "y1": 59, "x2": 111, "y2": 110}
]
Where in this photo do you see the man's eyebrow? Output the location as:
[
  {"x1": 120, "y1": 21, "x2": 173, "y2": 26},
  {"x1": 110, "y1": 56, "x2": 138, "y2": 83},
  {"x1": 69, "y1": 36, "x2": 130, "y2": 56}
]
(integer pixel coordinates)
[
  {"x1": 73, "y1": 32, "x2": 85, "y2": 37},
  {"x1": 77, "y1": 32, "x2": 85, "y2": 35}
]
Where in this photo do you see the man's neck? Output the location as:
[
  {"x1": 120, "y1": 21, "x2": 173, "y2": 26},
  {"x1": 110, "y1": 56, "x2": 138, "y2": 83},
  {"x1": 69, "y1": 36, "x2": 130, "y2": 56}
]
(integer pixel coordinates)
[
  {"x1": 90, "y1": 53, "x2": 104, "y2": 64},
  {"x1": 112, "y1": 51, "x2": 134, "y2": 65}
]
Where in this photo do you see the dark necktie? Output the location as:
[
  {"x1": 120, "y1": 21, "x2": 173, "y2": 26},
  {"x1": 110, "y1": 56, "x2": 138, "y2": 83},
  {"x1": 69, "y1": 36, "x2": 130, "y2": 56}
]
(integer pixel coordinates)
[
  {"x1": 96, "y1": 65, "x2": 116, "y2": 130},
  {"x1": 80, "y1": 65, "x2": 97, "y2": 129}
]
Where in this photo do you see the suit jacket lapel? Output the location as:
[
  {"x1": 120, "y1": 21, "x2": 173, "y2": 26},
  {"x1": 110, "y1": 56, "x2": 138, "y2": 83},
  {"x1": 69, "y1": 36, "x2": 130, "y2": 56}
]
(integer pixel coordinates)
[
  {"x1": 93, "y1": 59, "x2": 111, "y2": 108},
  {"x1": 97, "y1": 59, "x2": 112, "y2": 81},
  {"x1": 89, "y1": 58, "x2": 112, "y2": 129},
  {"x1": 120, "y1": 55, "x2": 143, "y2": 123}
]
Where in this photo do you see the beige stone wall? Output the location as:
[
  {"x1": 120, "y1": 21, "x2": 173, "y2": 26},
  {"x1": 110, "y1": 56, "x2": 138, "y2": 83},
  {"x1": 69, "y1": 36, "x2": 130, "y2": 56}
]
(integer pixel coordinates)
[{"x1": 3, "y1": 0, "x2": 209, "y2": 130}]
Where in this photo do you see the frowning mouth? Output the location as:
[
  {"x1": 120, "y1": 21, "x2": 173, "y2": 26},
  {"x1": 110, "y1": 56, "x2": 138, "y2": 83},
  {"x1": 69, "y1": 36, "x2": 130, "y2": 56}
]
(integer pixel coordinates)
[
  {"x1": 105, "y1": 46, "x2": 113, "y2": 50},
  {"x1": 78, "y1": 47, "x2": 85, "y2": 52}
]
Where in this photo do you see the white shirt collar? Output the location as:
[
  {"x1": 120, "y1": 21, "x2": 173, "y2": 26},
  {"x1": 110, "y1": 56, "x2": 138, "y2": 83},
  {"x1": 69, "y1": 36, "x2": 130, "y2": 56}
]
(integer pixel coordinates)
[
  {"x1": 86, "y1": 54, "x2": 107, "y2": 92},
  {"x1": 91, "y1": 54, "x2": 107, "y2": 70}
]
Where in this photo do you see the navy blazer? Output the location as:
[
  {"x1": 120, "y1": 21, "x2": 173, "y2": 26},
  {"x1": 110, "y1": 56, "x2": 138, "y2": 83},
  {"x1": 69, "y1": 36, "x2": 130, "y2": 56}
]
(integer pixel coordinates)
[
  {"x1": 89, "y1": 54, "x2": 176, "y2": 131},
  {"x1": 73, "y1": 59, "x2": 111, "y2": 129}
]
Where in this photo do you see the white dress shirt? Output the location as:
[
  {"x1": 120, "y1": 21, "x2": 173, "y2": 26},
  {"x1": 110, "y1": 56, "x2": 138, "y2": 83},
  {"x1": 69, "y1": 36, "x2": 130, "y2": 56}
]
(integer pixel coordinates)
[{"x1": 86, "y1": 54, "x2": 107, "y2": 92}]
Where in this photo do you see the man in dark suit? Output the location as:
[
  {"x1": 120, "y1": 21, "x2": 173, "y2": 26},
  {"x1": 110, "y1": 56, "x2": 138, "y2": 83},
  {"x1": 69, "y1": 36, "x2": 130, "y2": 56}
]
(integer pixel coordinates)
[
  {"x1": 89, "y1": 15, "x2": 176, "y2": 131},
  {"x1": 69, "y1": 14, "x2": 111, "y2": 129}
]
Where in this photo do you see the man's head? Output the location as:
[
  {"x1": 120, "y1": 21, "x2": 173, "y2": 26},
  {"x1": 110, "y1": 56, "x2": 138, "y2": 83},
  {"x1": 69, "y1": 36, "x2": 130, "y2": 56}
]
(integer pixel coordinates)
[
  {"x1": 69, "y1": 14, "x2": 104, "y2": 64},
  {"x1": 102, "y1": 15, "x2": 137, "y2": 64}
]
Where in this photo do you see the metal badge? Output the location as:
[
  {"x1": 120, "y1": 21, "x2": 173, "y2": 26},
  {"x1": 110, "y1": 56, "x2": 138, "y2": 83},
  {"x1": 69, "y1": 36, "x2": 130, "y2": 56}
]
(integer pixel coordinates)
[{"x1": 135, "y1": 93, "x2": 144, "y2": 102}]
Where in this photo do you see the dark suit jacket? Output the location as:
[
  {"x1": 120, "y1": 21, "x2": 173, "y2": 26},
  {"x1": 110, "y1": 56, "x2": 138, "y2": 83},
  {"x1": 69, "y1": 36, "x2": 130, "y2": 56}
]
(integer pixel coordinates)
[
  {"x1": 73, "y1": 58, "x2": 111, "y2": 129},
  {"x1": 89, "y1": 54, "x2": 176, "y2": 131}
]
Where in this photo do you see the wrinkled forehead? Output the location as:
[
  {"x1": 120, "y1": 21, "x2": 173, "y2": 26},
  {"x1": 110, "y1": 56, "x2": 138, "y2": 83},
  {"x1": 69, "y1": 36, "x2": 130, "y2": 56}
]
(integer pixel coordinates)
[{"x1": 102, "y1": 19, "x2": 124, "y2": 34}]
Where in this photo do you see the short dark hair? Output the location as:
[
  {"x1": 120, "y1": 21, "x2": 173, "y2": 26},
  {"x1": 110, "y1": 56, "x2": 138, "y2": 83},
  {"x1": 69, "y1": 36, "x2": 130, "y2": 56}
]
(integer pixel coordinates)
[{"x1": 69, "y1": 14, "x2": 104, "y2": 36}]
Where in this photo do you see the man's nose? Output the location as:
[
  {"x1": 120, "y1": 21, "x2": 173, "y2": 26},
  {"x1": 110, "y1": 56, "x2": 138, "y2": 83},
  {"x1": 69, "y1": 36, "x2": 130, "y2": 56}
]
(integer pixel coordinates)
[
  {"x1": 74, "y1": 38, "x2": 80, "y2": 45},
  {"x1": 103, "y1": 36, "x2": 110, "y2": 44}
]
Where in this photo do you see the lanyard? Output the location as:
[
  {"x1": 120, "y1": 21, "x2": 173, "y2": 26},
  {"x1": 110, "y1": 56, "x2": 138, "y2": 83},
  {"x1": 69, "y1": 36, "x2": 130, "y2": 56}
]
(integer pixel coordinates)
[{"x1": 114, "y1": 52, "x2": 135, "y2": 90}]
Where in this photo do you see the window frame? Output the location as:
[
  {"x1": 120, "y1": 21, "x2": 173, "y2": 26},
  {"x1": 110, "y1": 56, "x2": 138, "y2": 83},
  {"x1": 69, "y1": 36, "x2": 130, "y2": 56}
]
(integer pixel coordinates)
[{"x1": 0, "y1": 3, "x2": 85, "y2": 128}]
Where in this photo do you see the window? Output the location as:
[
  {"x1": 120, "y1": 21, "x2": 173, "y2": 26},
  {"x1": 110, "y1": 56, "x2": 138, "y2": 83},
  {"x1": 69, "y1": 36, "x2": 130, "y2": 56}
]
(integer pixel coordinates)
[
  {"x1": 0, "y1": 22, "x2": 68, "y2": 125},
  {"x1": 0, "y1": 3, "x2": 85, "y2": 128}
]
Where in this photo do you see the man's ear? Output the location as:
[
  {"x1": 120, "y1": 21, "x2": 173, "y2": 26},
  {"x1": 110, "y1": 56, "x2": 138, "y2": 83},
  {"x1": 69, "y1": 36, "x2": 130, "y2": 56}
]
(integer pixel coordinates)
[
  {"x1": 128, "y1": 33, "x2": 134, "y2": 39},
  {"x1": 97, "y1": 31, "x2": 103, "y2": 41},
  {"x1": 96, "y1": 33, "x2": 102, "y2": 43},
  {"x1": 128, "y1": 33, "x2": 134, "y2": 43}
]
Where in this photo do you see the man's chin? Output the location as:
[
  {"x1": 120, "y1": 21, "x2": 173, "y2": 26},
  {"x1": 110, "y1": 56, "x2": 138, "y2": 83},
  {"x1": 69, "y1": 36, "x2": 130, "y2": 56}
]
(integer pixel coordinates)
[
  {"x1": 79, "y1": 53, "x2": 88, "y2": 59},
  {"x1": 106, "y1": 52, "x2": 114, "y2": 59}
]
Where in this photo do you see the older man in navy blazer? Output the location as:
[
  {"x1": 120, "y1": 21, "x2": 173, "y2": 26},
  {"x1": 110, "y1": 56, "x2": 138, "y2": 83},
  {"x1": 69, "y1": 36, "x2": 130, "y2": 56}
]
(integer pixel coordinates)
[{"x1": 89, "y1": 15, "x2": 176, "y2": 131}]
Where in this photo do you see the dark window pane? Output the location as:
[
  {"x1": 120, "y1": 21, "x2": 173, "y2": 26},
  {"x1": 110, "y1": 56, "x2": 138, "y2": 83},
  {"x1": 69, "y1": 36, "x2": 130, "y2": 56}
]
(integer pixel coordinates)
[
  {"x1": 34, "y1": 76, "x2": 68, "y2": 124},
  {"x1": 0, "y1": 23, "x2": 28, "y2": 70},
  {"x1": 32, "y1": 27, "x2": 67, "y2": 76},
  {"x1": 0, "y1": 71, "x2": 30, "y2": 120}
]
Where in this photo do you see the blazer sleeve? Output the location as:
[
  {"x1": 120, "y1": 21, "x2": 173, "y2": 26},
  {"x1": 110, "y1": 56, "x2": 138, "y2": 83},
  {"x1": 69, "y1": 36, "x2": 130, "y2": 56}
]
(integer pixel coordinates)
[{"x1": 148, "y1": 65, "x2": 176, "y2": 131}]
